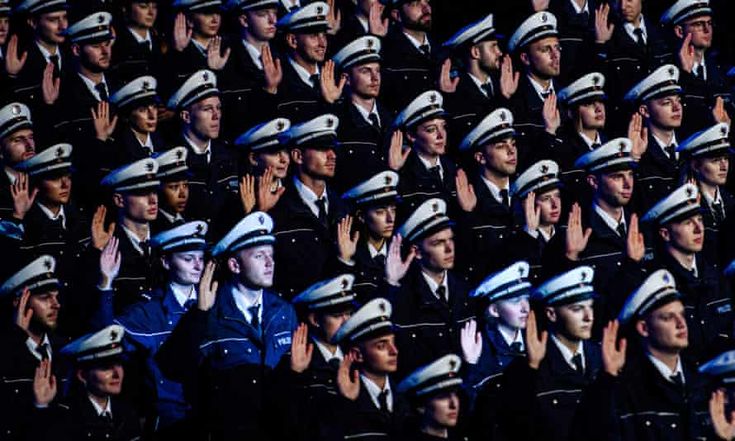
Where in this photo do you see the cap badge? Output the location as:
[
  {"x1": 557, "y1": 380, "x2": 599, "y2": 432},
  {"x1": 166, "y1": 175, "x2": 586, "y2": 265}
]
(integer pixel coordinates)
[
  {"x1": 11, "y1": 104, "x2": 21, "y2": 116},
  {"x1": 195, "y1": 223, "x2": 204, "y2": 235},
  {"x1": 110, "y1": 329, "x2": 118, "y2": 341},
  {"x1": 176, "y1": 149, "x2": 184, "y2": 160},
  {"x1": 56, "y1": 146, "x2": 64, "y2": 157},
  {"x1": 326, "y1": 118, "x2": 334, "y2": 128},
  {"x1": 316, "y1": 5, "x2": 324, "y2": 14},
  {"x1": 97, "y1": 14, "x2": 105, "y2": 24},
  {"x1": 540, "y1": 164, "x2": 549, "y2": 174},
  {"x1": 662, "y1": 272, "x2": 670, "y2": 284},
  {"x1": 258, "y1": 214, "x2": 265, "y2": 225},
  {"x1": 43, "y1": 258, "x2": 52, "y2": 270},
  {"x1": 668, "y1": 67, "x2": 676, "y2": 77},
  {"x1": 276, "y1": 120, "x2": 285, "y2": 131},
  {"x1": 341, "y1": 278, "x2": 349, "y2": 289},
  {"x1": 202, "y1": 72, "x2": 209, "y2": 81},
  {"x1": 145, "y1": 161, "x2": 155, "y2": 172},
  {"x1": 367, "y1": 39, "x2": 374, "y2": 48},
  {"x1": 432, "y1": 202, "x2": 439, "y2": 213},
  {"x1": 685, "y1": 186, "x2": 694, "y2": 198},
  {"x1": 592, "y1": 75, "x2": 600, "y2": 85},
  {"x1": 541, "y1": 13, "x2": 548, "y2": 23},
  {"x1": 449, "y1": 359, "x2": 457, "y2": 369},
  {"x1": 142, "y1": 80, "x2": 151, "y2": 91},
  {"x1": 499, "y1": 111, "x2": 507, "y2": 122},
  {"x1": 580, "y1": 270, "x2": 588, "y2": 282},
  {"x1": 385, "y1": 175, "x2": 393, "y2": 185},
  {"x1": 721, "y1": 126, "x2": 728, "y2": 137}
]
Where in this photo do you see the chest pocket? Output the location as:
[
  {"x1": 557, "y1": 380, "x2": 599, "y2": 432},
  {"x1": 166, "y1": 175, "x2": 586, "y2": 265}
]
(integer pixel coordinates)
[
  {"x1": 204, "y1": 338, "x2": 261, "y2": 370},
  {"x1": 619, "y1": 412, "x2": 684, "y2": 441},
  {"x1": 536, "y1": 388, "x2": 583, "y2": 420}
]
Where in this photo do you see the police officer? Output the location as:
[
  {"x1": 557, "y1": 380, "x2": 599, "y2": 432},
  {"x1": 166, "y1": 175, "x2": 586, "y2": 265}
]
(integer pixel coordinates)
[
  {"x1": 380, "y1": 0, "x2": 437, "y2": 112},
  {"x1": 157, "y1": 211, "x2": 297, "y2": 440},
  {"x1": 396, "y1": 354, "x2": 465, "y2": 440},
  {"x1": 98, "y1": 157, "x2": 160, "y2": 313},
  {"x1": 641, "y1": 183, "x2": 733, "y2": 362},
  {"x1": 392, "y1": 90, "x2": 457, "y2": 215},
  {"x1": 276, "y1": 2, "x2": 339, "y2": 122},
  {"x1": 270, "y1": 114, "x2": 347, "y2": 299},
  {"x1": 95, "y1": 221, "x2": 207, "y2": 439},
  {"x1": 387, "y1": 197, "x2": 473, "y2": 378},
  {"x1": 499, "y1": 266, "x2": 602, "y2": 441},
  {"x1": 108, "y1": 75, "x2": 165, "y2": 166},
  {"x1": 6, "y1": 0, "x2": 69, "y2": 112},
  {"x1": 332, "y1": 35, "x2": 393, "y2": 192},
  {"x1": 572, "y1": 270, "x2": 709, "y2": 441},
  {"x1": 625, "y1": 64, "x2": 685, "y2": 212},
  {"x1": 0, "y1": 102, "x2": 36, "y2": 221},
  {"x1": 31, "y1": 324, "x2": 142, "y2": 441},
  {"x1": 678, "y1": 123, "x2": 734, "y2": 265},
  {"x1": 287, "y1": 273, "x2": 356, "y2": 440},
  {"x1": 219, "y1": 0, "x2": 281, "y2": 139},
  {"x1": 442, "y1": 13, "x2": 516, "y2": 144},
  {"x1": 110, "y1": 0, "x2": 163, "y2": 82},
  {"x1": 152, "y1": 146, "x2": 190, "y2": 233},
  {"x1": 0, "y1": 255, "x2": 67, "y2": 441},
  {"x1": 332, "y1": 297, "x2": 409, "y2": 440},
  {"x1": 167, "y1": 69, "x2": 240, "y2": 233},
  {"x1": 455, "y1": 108, "x2": 518, "y2": 283},
  {"x1": 338, "y1": 170, "x2": 399, "y2": 303}
]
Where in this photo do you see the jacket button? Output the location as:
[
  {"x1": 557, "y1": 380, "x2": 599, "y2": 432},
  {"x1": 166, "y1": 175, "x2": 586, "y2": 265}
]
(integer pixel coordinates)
[
  {"x1": 223, "y1": 349, "x2": 228, "y2": 355},
  {"x1": 552, "y1": 399, "x2": 558, "y2": 405},
  {"x1": 252, "y1": 379, "x2": 257, "y2": 384},
  {"x1": 645, "y1": 420, "x2": 651, "y2": 426},
  {"x1": 670, "y1": 423, "x2": 676, "y2": 428}
]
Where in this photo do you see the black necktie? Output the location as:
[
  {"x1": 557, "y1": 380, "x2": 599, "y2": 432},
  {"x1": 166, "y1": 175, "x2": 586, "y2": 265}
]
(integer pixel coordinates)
[
  {"x1": 139, "y1": 240, "x2": 150, "y2": 258},
  {"x1": 509, "y1": 342, "x2": 523, "y2": 353},
  {"x1": 36, "y1": 343, "x2": 50, "y2": 361},
  {"x1": 712, "y1": 201, "x2": 725, "y2": 223},
  {"x1": 540, "y1": 90, "x2": 552, "y2": 100},
  {"x1": 418, "y1": 44, "x2": 430, "y2": 57},
  {"x1": 368, "y1": 113, "x2": 380, "y2": 130},
  {"x1": 499, "y1": 189, "x2": 510, "y2": 207},
  {"x1": 481, "y1": 82, "x2": 494, "y2": 98},
  {"x1": 572, "y1": 353, "x2": 584, "y2": 374},
  {"x1": 428, "y1": 165, "x2": 442, "y2": 182},
  {"x1": 373, "y1": 253, "x2": 386, "y2": 269},
  {"x1": 315, "y1": 197, "x2": 328, "y2": 228},
  {"x1": 616, "y1": 222, "x2": 626, "y2": 238},
  {"x1": 435, "y1": 285, "x2": 447, "y2": 303},
  {"x1": 248, "y1": 304, "x2": 260, "y2": 329},
  {"x1": 590, "y1": 142, "x2": 602, "y2": 150},
  {"x1": 694, "y1": 65, "x2": 704, "y2": 80},
  {"x1": 139, "y1": 40, "x2": 152, "y2": 53},
  {"x1": 665, "y1": 144, "x2": 677, "y2": 160},
  {"x1": 100, "y1": 412, "x2": 113, "y2": 425},
  {"x1": 309, "y1": 73, "x2": 320, "y2": 92},
  {"x1": 48, "y1": 54, "x2": 60, "y2": 79},
  {"x1": 95, "y1": 82, "x2": 109, "y2": 101},
  {"x1": 328, "y1": 358, "x2": 341, "y2": 371},
  {"x1": 377, "y1": 390, "x2": 390, "y2": 413},
  {"x1": 633, "y1": 28, "x2": 645, "y2": 48},
  {"x1": 670, "y1": 372, "x2": 684, "y2": 389},
  {"x1": 184, "y1": 299, "x2": 196, "y2": 311}
]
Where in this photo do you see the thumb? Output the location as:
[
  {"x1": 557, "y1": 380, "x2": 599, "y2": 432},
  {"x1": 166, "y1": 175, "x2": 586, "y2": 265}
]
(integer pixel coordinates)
[
  {"x1": 19, "y1": 51, "x2": 28, "y2": 64},
  {"x1": 583, "y1": 227, "x2": 593, "y2": 241},
  {"x1": 107, "y1": 221, "x2": 116, "y2": 235},
  {"x1": 275, "y1": 186, "x2": 286, "y2": 197},
  {"x1": 352, "y1": 230, "x2": 360, "y2": 243}
]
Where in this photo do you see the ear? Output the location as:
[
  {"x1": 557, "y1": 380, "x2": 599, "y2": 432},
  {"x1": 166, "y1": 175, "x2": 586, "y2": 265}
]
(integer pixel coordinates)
[
  {"x1": 674, "y1": 25, "x2": 684, "y2": 39},
  {"x1": 487, "y1": 303, "x2": 500, "y2": 318},
  {"x1": 411, "y1": 243, "x2": 421, "y2": 261},
  {"x1": 307, "y1": 312, "x2": 319, "y2": 328},
  {"x1": 238, "y1": 14, "x2": 249, "y2": 29},
  {"x1": 469, "y1": 45, "x2": 481, "y2": 60},
  {"x1": 290, "y1": 148, "x2": 303, "y2": 165},
  {"x1": 405, "y1": 130, "x2": 416, "y2": 145},
  {"x1": 519, "y1": 51, "x2": 530, "y2": 68},
  {"x1": 638, "y1": 104, "x2": 650, "y2": 119},
  {"x1": 248, "y1": 152, "x2": 259, "y2": 168},
  {"x1": 286, "y1": 33, "x2": 298, "y2": 50},
  {"x1": 227, "y1": 256, "x2": 240, "y2": 274},
  {"x1": 71, "y1": 44, "x2": 81, "y2": 57},
  {"x1": 180, "y1": 110, "x2": 191, "y2": 125},
  {"x1": 349, "y1": 346, "x2": 363, "y2": 363},
  {"x1": 473, "y1": 151, "x2": 485, "y2": 166},
  {"x1": 160, "y1": 256, "x2": 170, "y2": 271},
  {"x1": 658, "y1": 226, "x2": 671, "y2": 243},
  {"x1": 112, "y1": 193, "x2": 125, "y2": 209},
  {"x1": 27, "y1": 17, "x2": 37, "y2": 30},
  {"x1": 635, "y1": 319, "x2": 649, "y2": 338},
  {"x1": 390, "y1": 8, "x2": 400, "y2": 23},
  {"x1": 545, "y1": 306, "x2": 557, "y2": 323},
  {"x1": 75, "y1": 369, "x2": 87, "y2": 386},
  {"x1": 586, "y1": 174, "x2": 598, "y2": 191},
  {"x1": 356, "y1": 210, "x2": 365, "y2": 225}
]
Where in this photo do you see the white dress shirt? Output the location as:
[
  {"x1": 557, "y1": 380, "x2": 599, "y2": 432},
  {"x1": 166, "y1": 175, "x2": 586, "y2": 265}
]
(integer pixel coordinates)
[
  {"x1": 361, "y1": 374, "x2": 393, "y2": 412},
  {"x1": 293, "y1": 176, "x2": 329, "y2": 219},
  {"x1": 551, "y1": 334, "x2": 585, "y2": 371}
]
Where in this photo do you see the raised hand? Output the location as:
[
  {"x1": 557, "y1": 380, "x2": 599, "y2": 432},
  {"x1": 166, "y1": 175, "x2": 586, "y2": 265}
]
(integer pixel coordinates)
[
  {"x1": 14, "y1": 288, "x2": 33, "y2": 334},
  {"x1": 601, "y1": 320, "x2": 627, "y2": 377},
  {"x1": 438, "y1": 59, "x2": 459, "y2": 94},
  {"x1": 173, "y1": 13, "x2": 192, "y2": 52},
  {"x1": 320, "y1": 60, "x2": 346, "y2": 104},
  {"x1": 710, "y1": 389, "x2": 735, "y2": 441},
  {"x1": 198, "y1": 261, "x2": 218, "y2": 311},
  {"x1": 337, "y1": 215, "x2": 360, "y2": 262},
  {"x1": 626, "y1": 214, "x2": 645, "y2": 262},
  {"x1": 99, "y1": 236, "x2": 121, "y2": 290},
  {"x1": 368, "y1": 1, "x2": 389, "y2": 37},
  {"x1": 532, "y1": 0, "x2": 550, "y2": 11},
  {"x1": 337, "y1": 352, "x2": 360, "y2": 401},
  {"x1": 594, "y1": 4, "x2": 615, "y2": 44},
  {"x1": 387, "y1": 130, "x2": 409, "y2": 171},
  {"x1": 42, "y1": 62, "x2": 61, "y2": 105},
  {"x1": 207, "y1": 36, "x2": 231, "y2": 71},
  {"x1": 460, "y1": 319, "x2": 483, "y2": 364},
  {"x1": 11, "y1": 172, "x2": 38, "y2": 221},
  {"x1": 5, "y1": 35, "x2": 28, "y2": 77},
  {"x1": 500, "y1": 55, "x2": 520, "y2": 99},
  {"x1": 256, "y1": 168, "x2": 286, "y2": 212},
  {"x1": 91, "y1": 205, "x2": 116, "y2": 251},
  {"x1": 385, "y1": 234, "x2": 416, "y2": 286},
  {"x1": 290, "y1": 323, "x2": 314, "y2": 373},
  {"x1": 565, "y1": 203, "x2": 592, "y2": 261},
  {"x1": 526, "y1": 310, "x2": 548, "y2": 369},
  {"x1": 713, "y1": 97, "x2": 732, "y2": 126},
  {"x1": 542, "y1": 92, "x2": 560, "y2": 135},
  {"x1": 326, "y1": 0, "x2": 341, "y2": 35},
  {"x1": 627, "y1": 112, "x2": 648, "y2": 160},
  {"x1": 523, "y1": 191, "x2": 541, "y2": 232},
  {"x1": 239, "y1": 174, "x2": 257, "y2": 214},
  {"x1": 261, "y1": 44, "x2": 282, "y2": 94},
  {"x1": 91, "y1": 101, "x2": 118, "y2": 142},
  {"x1": 455, "y1": 169, "x2": 477, "y2": 212},
  {"x1": 33, "y1": 359, "x2": 57, "y2": 407},
  {"x1": 678, "y1": 33, "x2": 695, "y2": 74}
]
